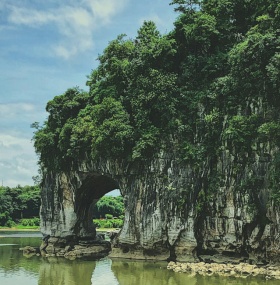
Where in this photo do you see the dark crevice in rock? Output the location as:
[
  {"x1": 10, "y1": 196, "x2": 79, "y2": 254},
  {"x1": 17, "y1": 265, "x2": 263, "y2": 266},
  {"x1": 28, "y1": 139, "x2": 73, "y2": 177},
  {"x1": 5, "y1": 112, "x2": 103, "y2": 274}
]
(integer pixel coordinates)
[{"x1": 167, "y1": 243, "x2": 177, "y2": 262}]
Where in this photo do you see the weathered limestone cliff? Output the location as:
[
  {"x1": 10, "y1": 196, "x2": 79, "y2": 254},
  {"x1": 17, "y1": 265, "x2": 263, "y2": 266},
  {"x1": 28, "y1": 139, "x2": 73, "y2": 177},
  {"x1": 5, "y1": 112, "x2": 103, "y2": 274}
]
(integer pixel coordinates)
[
  {"x1": 40, "y1": 137, "x2": 280, "y2": 263},
  {"x1": 35, "y1": 0, "x2": 280, "y2": 262}
]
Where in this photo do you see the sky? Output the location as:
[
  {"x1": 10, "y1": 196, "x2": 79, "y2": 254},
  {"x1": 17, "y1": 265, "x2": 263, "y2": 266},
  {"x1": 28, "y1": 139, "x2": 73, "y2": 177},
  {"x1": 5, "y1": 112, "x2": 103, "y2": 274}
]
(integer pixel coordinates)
[{"x1": 0, "y1": 0, "x2": 178, "y2": 187}]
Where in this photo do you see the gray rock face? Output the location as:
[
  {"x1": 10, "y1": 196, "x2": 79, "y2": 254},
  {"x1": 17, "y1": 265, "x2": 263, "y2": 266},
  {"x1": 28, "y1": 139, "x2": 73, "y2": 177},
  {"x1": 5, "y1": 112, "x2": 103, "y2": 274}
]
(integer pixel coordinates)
[
  {"x1": 40, "y1": 235, "x2": 111, "y2": 259},
  {"x1": 40, "y1": 141, "x2": 280, "y2": 263}
]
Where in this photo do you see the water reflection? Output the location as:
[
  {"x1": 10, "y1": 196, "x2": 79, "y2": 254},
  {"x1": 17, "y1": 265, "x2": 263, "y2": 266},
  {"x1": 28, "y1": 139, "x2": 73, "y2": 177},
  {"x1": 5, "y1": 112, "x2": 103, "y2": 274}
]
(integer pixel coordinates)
[
  {"x1": 193, "y1": 275, "x2": 271, "y2": 285},
  {"x1": 0, "y1": 231, "x2": 42, "y2": 238},
  {"x1": 0, "y1": 233, "x2": 279, "y2": 285},
  {"x1": 38, "y1": 258, "x2": 95, "y2": 285},
  {"x1": 0, "y1": 235, "x2": 41, "y2": 273},
  {"x1": 111, "y1": 259, "x2": 197, "y2": 285},
  {"x1": 111, "y1": 259, "x2": 278, "y2": 285},
  {"x1": 91, "y1": 258, "x2": 118, "y2": 285}
]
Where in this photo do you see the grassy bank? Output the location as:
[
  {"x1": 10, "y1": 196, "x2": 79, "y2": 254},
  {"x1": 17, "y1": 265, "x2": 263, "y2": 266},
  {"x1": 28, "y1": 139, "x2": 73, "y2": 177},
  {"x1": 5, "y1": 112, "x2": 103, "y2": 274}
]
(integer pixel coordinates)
[
  {"x1": 0, "y1": 226, "x2": 40, "y2": 231},
  {"x1": 0, "y1": 227, "x2": 119, "y2": 232}
]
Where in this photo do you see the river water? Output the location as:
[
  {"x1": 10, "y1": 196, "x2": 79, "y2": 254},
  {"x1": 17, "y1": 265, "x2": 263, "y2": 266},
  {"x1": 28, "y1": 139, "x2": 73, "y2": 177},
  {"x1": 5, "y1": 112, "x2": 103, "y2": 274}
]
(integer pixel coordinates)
[{"x1": 0, "y1": 231, "x2": 278, "y2": 285}]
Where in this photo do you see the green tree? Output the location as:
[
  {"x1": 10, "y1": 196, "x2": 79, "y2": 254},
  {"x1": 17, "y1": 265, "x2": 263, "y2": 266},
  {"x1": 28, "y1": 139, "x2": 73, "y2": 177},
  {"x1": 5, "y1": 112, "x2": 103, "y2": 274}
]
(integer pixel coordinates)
[
  {"x1": 0, "y1": 185, "x2": 40, "y2": 226},
  {"x1": 170, "y1": 0, "x2": 201, "y2": 13},
  {"x1": 33, "y1": 87, "x2": 90, "y2": 169},
  {"x1": 92, "y1": 196, "x2": 124, "y2": 218},
  {"x1": 32, "y1": 0, "x2": 280, "y2": 205}
]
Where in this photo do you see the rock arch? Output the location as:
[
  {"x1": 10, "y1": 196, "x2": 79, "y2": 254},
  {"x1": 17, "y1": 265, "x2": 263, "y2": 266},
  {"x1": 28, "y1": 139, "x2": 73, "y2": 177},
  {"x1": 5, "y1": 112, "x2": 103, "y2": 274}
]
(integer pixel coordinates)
[
  {"x1": 40, "y1": 154, "x2": 280, "y2": 262},
  {"x1": 39, "y1": 158, "x2": 180, "y2": 260},
  {"x1": 40, "y1": 170, "x2": 121, "y2": 239},
  {"x1": 73, "y1": 174, "x2": 119, "y2": 237}
]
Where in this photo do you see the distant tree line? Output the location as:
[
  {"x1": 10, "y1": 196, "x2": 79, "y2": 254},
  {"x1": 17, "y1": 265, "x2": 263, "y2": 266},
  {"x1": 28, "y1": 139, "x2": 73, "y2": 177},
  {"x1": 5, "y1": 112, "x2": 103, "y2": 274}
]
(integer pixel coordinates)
[
  {"x1": 92, "y1": 196, "x2": 124, "y2": 219},
  {"x1": 0, "y1": 185, "x2": 41, "y2": 227},
  {"x1": 0, "y1": 185, "x2": 124, "y2": 227}
]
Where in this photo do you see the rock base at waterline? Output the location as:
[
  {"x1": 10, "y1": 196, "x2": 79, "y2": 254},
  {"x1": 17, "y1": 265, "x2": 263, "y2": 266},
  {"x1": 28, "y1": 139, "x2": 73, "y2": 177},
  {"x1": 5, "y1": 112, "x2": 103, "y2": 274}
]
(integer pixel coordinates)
[
  {"x1": 41, "y1": 236, "x2": 111, "y2": 260},
  {"x1": 19, "y1": 246, "x2": 41, "y2": 258},
  {"x1": 21, "y1": 236, "x2": 111, "y2": 260},
  {"x1": 109, "y1": 246, "x2": 170, "y2": 261},
  {"x1": 167, "y1": 261, "x2": 280, "y2": 280}
]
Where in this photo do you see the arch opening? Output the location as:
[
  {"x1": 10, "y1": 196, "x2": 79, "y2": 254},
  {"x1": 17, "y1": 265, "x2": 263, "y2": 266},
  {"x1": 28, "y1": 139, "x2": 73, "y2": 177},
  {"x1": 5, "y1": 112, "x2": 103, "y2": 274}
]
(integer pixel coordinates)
[{"x1": 73, "y1": 174, "x2": 123, "y2": 238}]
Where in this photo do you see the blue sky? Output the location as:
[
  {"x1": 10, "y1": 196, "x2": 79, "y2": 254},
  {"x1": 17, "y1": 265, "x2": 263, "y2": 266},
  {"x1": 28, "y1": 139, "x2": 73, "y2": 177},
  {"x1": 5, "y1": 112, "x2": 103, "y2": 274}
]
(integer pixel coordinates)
[{"x1": 0, "y1": 0, "x2": 177, "y2": 187}]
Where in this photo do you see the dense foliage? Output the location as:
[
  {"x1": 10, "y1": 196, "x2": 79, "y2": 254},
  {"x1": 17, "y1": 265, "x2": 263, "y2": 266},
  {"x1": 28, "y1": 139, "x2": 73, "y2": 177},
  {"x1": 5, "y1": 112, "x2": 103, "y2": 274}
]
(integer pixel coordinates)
[
  {"x1": 93, "y1": 196, "x2": 125, "y2": 229},
  {"x1": 93, "y1": 218, "x2": 124, "y2": 229},
  {"x1": 0, "y1": 185, "x2": 40, "y2": 227},
  {"x1": 33, "y1": 1, "x2": 280, "y2": 198},
  {"x1": 92, "y1": 196, "x2": 124, "y2": 218}
]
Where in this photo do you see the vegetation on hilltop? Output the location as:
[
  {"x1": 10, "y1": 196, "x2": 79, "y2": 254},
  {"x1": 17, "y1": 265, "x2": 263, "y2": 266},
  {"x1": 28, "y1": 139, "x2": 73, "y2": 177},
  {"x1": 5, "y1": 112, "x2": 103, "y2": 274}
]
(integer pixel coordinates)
[{"x1": 32, "y1": 1, "x2": 280, "y2": 200}]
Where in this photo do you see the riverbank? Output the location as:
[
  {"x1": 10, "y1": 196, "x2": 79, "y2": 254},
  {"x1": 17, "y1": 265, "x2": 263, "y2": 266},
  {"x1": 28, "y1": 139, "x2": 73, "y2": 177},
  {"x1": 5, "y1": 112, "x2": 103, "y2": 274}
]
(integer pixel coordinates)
[
  {"x1": 167, "y1": 261, "x2": 280, "y2": 280},
  {"x1": 97, "y1": 228, "x2": 120, "y2": 232},
  {"x1": 0, "y1": 227, "x2": 39, "y2": 231},
  {"x1": 0, "y1": 227, "x2": 119, "y2": 232}
]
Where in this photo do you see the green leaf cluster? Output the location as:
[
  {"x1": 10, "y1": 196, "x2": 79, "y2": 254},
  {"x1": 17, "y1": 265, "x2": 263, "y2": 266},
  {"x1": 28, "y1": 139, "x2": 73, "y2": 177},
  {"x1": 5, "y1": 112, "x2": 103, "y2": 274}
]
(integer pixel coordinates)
[
  {"x1": 92, "y1": 196, "x2": 124, "y2": 219},
  {"x1": 93, "y1": 218, "x2": 124, "y2": 229},
  {"x1": 32, "y1": 0, "x2": 280, "y2": 206},
  {"x1": 0, "y1": 185, "x2": 40, "y2": 226}
]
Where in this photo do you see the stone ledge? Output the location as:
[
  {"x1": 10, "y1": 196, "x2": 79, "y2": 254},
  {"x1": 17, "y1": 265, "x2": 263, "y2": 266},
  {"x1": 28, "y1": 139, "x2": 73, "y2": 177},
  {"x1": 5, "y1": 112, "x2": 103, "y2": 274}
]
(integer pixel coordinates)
[
  {"x1": 167, "y1": 261, "x2": 280, "y2": 280},
  {"x1": 21, "y1": 237, "x2": 111, "y2": 260}
]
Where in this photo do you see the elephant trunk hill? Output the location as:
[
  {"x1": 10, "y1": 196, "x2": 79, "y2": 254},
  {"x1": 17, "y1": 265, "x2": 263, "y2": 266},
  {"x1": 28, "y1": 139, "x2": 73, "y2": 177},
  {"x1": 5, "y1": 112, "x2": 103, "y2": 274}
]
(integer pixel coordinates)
[
  {"x1": 40, "y1": 142, "x2": 280, "y2": 263},
  {"x1": 35, "y1": 0, "x2": 280, "y2": 262}
]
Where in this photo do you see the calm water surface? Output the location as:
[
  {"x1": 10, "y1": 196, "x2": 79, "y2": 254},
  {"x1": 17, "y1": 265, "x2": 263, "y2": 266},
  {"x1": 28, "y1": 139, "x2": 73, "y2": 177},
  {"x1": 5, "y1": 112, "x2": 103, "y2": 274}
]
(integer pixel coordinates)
[{"x1": 0, "y1": 231, "x2": 278, "y2": 285}]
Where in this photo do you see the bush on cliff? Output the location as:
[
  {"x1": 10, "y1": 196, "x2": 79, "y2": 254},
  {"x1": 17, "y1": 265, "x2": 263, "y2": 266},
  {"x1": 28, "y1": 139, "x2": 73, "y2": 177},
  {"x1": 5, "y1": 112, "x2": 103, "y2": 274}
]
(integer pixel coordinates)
[{"x1": 32, "y1": 0, "x2": 280, "y2": 200}]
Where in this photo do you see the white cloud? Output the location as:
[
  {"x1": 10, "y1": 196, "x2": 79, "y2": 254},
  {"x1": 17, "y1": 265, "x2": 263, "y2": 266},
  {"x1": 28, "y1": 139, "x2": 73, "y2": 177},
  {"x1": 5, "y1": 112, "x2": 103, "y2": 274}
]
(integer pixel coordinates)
[
  {"x1": 137, "y1": 12, "x2": 176, "y2": 35},
  {"x1": 0, "y1": 102, "x2": 35, "y2": 114},
  {"x1": 138, "y1": 14, "x2": 164, "y2": 28},
  {"x1": 8, "y1": 7, "x2": 56, "y2": 26},
  {"x1": 87, "y1": 0, "x2": 127, "y2": 23},
  {"x1": 0, "y1": 134, "x2": 33, "y2": 156},
  {"x1": 6, "y1": 0, "x2": 128, "y2": 59},
  {"x1": 0, "y1": 133, "x2": 38, "y2": 187},
  {"x1": 0, "y1": 103, "x2": 44, "y2": 125},
  {"x1": 0, "y1": 103, "x2": 44, "y2": 186}
]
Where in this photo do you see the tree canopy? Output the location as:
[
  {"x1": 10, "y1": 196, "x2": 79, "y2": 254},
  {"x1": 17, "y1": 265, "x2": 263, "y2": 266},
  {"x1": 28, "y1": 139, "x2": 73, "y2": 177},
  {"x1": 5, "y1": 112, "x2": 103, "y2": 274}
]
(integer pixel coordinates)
[
  {"x1": 0, "y1": 185, "x2": 40, "y2": 226},
  {"x1": 92, "y1": 196, "x2": 124, "y2": 218},
  {"x1": 33, "y1": 0, "x2": 280, "y2": 186}
]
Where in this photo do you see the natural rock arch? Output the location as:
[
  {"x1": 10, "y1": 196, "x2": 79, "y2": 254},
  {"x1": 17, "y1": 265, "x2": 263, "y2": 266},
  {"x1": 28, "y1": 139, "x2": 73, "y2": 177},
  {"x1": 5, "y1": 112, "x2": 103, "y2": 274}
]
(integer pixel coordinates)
[
  {"x1": 73, "y1": 174, "x2": 120, "y2": 237},
  {"x1": 40, "y1": 153, "x2": 280, "y2": 262},
  {"x1": 40, "y1": 168, "x2": 122, "y2": 239},
  {"x1": 39, "y1": 157, "x2": 184, "y2": 260}
]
